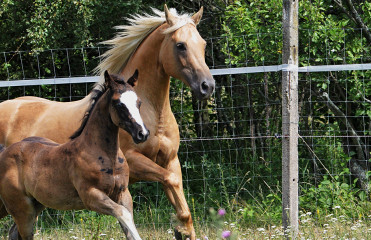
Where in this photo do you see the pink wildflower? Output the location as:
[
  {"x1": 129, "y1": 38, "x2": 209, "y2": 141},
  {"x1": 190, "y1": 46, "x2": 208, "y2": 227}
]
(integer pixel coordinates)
[
  {"x1": 221, "y1": 230, "x2": 231, "y2": 238},
  {"x1": 218, "y1": 208, "x2": 226, "y2": 216}
]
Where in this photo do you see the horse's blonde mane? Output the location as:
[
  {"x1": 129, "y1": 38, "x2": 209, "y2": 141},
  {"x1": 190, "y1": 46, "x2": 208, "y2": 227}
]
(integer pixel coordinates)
[{"x1": 94, "y1": 8, "x2": 195, "y2": 88}]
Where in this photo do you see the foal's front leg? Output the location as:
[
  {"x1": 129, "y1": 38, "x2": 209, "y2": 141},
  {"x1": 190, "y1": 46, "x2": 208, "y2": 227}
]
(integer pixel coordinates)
[
  {"x1": 117, "y1": 188, "x2": 136, "y2": 239},
  {"x1": 79, "y1": 188, "x2": 141, "y2": 240}
]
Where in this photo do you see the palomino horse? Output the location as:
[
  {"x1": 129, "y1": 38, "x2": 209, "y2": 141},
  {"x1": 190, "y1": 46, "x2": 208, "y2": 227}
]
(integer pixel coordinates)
[
  {"x1": 0, "y1": 71, "x2": 149, "y2": 240},
  {"x1": 0, "y1": 5, "x2": 214, "y2": 239}
]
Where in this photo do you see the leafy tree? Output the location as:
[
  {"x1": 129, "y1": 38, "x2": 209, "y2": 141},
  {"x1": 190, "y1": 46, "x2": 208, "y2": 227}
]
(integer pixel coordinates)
[
  {"x1": 0, "y1": 0, "x2": 143, "y2": 51},
  {"x1": 221, "y1": 0, "x2": 370, "y2": 194}
]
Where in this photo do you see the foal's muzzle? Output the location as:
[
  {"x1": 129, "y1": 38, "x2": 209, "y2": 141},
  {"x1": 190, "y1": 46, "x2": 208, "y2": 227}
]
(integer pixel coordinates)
[{"x1": 133, "y1": 129, "x2": 150, "y2": 144}]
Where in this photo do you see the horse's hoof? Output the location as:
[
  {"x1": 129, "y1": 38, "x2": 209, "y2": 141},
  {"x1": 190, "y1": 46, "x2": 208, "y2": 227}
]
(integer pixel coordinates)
[
  {"x1": 174, "y1": 228, "x2": 195, "y2": 240},
  {"x1": 174, "y1": 228, "x2": 183, "y2": 240}
]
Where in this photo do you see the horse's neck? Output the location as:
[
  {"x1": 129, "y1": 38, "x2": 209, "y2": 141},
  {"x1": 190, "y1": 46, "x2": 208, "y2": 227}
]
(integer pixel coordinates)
[
  {"x1": 123, "y1": 25, "x2": 171, "y2": 114},
  {"x1": 76, "y1": 92, "x2": 119, "y2": 160}
]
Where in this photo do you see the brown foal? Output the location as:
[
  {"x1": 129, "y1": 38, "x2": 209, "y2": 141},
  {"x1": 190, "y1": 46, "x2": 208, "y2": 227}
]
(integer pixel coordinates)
[{"x1": 0, "y1": 71, "x2": 149, "y2": 240}]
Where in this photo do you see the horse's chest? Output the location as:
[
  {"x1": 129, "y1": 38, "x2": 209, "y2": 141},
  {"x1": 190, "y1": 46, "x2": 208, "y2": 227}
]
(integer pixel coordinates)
[{"x1": 141, "y1": 134, "x2": 178, "y2": 166}]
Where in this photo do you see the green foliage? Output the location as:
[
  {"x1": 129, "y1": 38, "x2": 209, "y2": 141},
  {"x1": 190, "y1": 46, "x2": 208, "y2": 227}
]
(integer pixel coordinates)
[
  {"x1": 300, "y1": 173, "x2": 371, "y2": 221},
  {"x1": 0, "y1": 0, "x2": 143, "y2": 51},
  {"x1": 221, "y1": 0, "x2": 370, "y2": 220},
  {"x1": 222, "y1": 0, "x2": 283, "y2": 66}
]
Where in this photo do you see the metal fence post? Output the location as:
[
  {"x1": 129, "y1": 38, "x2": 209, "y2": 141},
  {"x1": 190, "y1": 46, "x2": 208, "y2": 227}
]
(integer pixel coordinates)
[{"x1": 282, "y1": 0, "x2": 299, "y2": 236}]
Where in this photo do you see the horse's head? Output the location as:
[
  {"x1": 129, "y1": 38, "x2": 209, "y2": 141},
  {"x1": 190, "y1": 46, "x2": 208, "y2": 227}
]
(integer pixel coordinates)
[
  {"x1": 104, "y1": 70, "x2": 149, "y2": 144},
  {"x1": 160, "y1": 5, "x2": 215, "y2": 100}
]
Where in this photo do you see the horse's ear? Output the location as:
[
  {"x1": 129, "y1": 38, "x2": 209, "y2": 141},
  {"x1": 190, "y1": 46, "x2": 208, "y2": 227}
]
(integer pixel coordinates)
[
  {"x1": 164, "y1": 4, "x2": 176, "y2": 27},
  {"x1": 191, "y1": 6, "x2": 203, "y2": 25},
  {"x1": 127, "y1": 69, "x2": 139, "y2": 87}
]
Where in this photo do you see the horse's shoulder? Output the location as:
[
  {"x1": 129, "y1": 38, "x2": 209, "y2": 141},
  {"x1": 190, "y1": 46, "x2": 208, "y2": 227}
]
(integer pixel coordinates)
[{"x1": 22, "y1": 136, "x2": 59, "y2": 146}]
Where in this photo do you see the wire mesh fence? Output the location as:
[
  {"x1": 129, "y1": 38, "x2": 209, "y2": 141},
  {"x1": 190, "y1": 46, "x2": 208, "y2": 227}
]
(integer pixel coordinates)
[{"x1": 0, "y1": 27, "x2": 370, "y2": 236}]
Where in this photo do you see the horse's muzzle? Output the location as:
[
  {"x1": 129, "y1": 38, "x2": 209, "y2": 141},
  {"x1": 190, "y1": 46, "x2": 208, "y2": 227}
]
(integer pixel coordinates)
[
  {"x1": 196, "y1": 77, "x2": 215, "y2": 100},
  {"x1": 200, "y1": 79, "x2": 215, "y2": 99}
]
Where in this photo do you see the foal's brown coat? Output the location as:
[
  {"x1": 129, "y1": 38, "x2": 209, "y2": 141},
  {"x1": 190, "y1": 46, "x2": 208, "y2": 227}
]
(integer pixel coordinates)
[{"x1": 0, "y1": 72, "x2": 147, "y2": 240}]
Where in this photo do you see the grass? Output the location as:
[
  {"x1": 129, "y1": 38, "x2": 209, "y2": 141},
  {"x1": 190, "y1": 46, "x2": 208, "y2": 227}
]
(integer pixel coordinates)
[
  {"x1": 1, "y1": 169, "x2": 370, "y2": 239},
  {"x1": 1, "y1": 210, "x2": 370, "y2": 239}
]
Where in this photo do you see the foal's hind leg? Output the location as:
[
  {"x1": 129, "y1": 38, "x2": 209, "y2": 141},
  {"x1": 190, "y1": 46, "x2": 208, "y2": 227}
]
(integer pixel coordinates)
[
  {"x1": 0, "y1": 200, "x2": 8, "y2": 219},
  {"x1": 3, "y1": 195, "x2": 41, "y2": 240},
  {"x1": 8, "y1": 202, "x2": 45, "y2": 240}
]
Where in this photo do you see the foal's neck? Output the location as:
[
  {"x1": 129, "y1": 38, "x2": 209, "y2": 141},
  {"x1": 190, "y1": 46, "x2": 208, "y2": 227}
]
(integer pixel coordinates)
[{"x1": 76, "y1": 91, "x2": 119, "y2": 161}]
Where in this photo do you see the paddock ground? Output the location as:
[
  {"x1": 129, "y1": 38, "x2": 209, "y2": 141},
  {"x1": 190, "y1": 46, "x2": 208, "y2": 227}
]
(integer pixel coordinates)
[{"x1": 1, "y1": 213, "x2": 370, "y2": 239}]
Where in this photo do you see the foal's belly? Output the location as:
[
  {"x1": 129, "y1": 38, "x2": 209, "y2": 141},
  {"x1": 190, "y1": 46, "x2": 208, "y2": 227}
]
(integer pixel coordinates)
[
  {"x1": 25, "y1": 170, "x2": 85, "y2": 210},
  {"x1": 39, "y1": 194, "x2": 85, "y2": 211}
]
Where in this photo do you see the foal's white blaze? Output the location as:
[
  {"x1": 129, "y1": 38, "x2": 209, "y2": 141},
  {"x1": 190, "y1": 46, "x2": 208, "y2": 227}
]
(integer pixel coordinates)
[{"x1": 120, "y1": 91, "x2": 148, "y2": 135}]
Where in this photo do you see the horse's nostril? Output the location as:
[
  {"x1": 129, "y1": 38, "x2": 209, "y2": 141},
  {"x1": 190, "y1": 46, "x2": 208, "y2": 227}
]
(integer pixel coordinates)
[{"x1": 201, "y1": 81, "x2": 209, "y2": 92}]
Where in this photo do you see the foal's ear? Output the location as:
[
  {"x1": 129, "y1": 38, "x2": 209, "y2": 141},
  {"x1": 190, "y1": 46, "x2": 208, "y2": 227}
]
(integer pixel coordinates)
[
  {"x1": 127, "y1": 69, "x2": 139, "y2": 87},
  {"x1": 164, "y1": 4, "x2": 176, "y2": 27},
  {"x1": 104, "y1": 70, "x2": 112, "y2": 87},
  {"x1": 191, "y1": 6, "x2": 203, "y2": 25}
]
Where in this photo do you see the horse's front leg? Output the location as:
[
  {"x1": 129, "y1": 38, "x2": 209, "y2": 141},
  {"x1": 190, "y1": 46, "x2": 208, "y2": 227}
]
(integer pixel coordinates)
[
  {"x1": 79, "y1": 188, "x2": 141, "y2": 240},
  {"x1": 162, "y1": 155, "x2": 196, "y2": 240},
  {"x1": 126, "y1": 150, "x2": 195, "y2": 240}
]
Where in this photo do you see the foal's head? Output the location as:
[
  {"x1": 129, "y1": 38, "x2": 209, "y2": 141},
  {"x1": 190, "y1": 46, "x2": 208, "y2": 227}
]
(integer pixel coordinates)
[{"x1": 105, "y1": 70, "x2": 149, "y2": 144}]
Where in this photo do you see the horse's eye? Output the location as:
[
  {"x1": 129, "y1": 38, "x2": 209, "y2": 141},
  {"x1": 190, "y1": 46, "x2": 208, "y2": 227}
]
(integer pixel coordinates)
[
  {"x1": 176, "y1": 42, "x2": 186, "y2": 51},
  {"x1": 138, "y1": 101, "x2": 142, "y2": 108}
]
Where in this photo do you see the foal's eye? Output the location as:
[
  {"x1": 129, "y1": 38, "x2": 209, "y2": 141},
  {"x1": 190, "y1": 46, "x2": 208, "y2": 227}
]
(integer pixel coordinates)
[{"x1": 176, "y1": 42, "x2": 187, "y2": 51}]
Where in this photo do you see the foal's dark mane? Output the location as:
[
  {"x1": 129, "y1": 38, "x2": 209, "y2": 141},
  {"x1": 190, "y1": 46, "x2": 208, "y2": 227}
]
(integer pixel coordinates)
[
  {"x1": 69, "y1": 86, "x2": 107, "y2": 140},
  {"x1": 0, "y1": 144, "x2": 5, "y2": 153}
]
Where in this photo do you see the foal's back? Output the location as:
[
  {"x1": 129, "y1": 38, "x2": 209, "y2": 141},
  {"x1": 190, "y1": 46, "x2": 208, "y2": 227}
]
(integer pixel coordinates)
[{"x1": 0, "y1": 137, "x2": 86, "y2": 210}]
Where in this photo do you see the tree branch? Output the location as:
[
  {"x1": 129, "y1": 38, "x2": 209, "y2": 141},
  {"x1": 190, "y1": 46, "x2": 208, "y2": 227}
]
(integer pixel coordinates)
[
  {"x1": 333, "y1": 0, "x2": 356, "y2": 22},
  {"x1": 321, "y1": 92, "x2": 365, "y2": 160},
  {"x1": 321, "y1": 91, "x2": 369, "y2": 191},
  {"x1": 334, "y1": 0, "x2": 371, "y2": 44}
]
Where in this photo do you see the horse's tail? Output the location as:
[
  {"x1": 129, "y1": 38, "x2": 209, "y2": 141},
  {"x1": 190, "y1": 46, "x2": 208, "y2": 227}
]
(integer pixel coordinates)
[{"x1": 0, "y1": 144, "x2": 8, "y2": 220}]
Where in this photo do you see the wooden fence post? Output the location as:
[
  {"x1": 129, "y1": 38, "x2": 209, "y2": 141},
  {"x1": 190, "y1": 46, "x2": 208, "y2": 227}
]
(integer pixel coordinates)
[{"x1": 282, "y1": 0, "x2": 299, "y2": 237}]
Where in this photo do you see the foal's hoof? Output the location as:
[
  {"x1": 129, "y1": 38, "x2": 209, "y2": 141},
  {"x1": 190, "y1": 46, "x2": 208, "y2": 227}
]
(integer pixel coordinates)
[{"x1": 8, "y1": 224, "x2": 18, "y2": 240}]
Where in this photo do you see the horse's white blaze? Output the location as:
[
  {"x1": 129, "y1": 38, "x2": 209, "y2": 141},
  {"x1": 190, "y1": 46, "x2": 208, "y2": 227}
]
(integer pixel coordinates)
[{"x1": 120, "y1": 91, "x2": 147, "y2": 135}]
